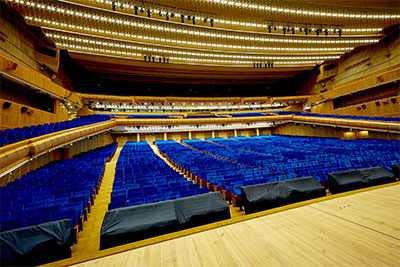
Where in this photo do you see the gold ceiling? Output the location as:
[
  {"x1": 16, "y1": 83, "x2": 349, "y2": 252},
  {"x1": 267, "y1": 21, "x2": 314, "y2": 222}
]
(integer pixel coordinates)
[{"x1": 5, "y1": 0, "x2": 400, "y2": 69}]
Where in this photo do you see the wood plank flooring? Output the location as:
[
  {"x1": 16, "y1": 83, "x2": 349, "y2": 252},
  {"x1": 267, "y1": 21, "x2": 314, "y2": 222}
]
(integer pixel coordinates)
[{"x1": 71, "y1": 184, "x2": 400, "y2": 267}]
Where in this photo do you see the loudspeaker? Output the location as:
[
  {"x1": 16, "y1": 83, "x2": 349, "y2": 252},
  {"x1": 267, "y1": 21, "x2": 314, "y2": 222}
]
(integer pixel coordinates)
[
  {"x1": 375, "y1": 101, "x2": 380, "y2": 106},
  {"x1": 21, "y1": 106, "x2": 28, "y2": 113},
  {"x1": 361, "y1": 104, "x2": 366, "y2": 109},
  {"x1": 391, "y1": 98, "x2": 396, "y2": 104},
  {"x1": 3, "y1": 102, "x2": 11, "y2": 109}
]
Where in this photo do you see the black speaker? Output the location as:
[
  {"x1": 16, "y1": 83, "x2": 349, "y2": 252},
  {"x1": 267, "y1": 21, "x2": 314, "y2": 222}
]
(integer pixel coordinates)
[
  {"x1": 361, "y1": 104, "x2": 366, "y2": 109},
  {"x1": 375, "y1": 101, "x2": 380, "y2": 106},
  {"x1": 3, "y1": 102, "x2": 11, "y2": 109},
  {"x1": 391, "y1": 98, "x2": 396, "y2": 104},
  {"x1": 21, "y1": 106, "x2": 28, "y2": 113}
]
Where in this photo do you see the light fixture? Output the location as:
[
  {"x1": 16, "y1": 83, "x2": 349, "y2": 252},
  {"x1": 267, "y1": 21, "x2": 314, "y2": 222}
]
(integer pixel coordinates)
[
  {"x1": 181, "y1": 14, "x2": 185, "y2": 23},
  {"x1": 268, "y1": 25, "x2": 272, "y2": 33},
  {"x1": 282, "y1": 27, "x2": 286, "y2": 34},
  {"x1": 210, "y1": 19, "x2": 214, "y2": 27},
  {"x1": 147, "y1": 9, "x2": 151, "y2": 18},
  {"x1": 134, "y1": 6, "x2": 138, "y2": 15},
  {"x1": 111, "y1": 1, "x2": 116, "y2": 11},
  {"x1": 324, "y1": 29, "x2": 328, "y2": 36}
]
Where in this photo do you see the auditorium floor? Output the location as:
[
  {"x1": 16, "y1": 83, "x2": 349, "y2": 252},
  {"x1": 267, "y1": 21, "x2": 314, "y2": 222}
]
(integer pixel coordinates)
[{"x1": 51, "y1": 183, "x2": 400, "y2": 267}]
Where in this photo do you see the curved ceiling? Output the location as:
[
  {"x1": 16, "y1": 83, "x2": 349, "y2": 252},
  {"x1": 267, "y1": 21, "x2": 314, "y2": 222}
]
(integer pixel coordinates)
[{"x1": 5, "y1": 0, "x2": 400, "y2": 85}]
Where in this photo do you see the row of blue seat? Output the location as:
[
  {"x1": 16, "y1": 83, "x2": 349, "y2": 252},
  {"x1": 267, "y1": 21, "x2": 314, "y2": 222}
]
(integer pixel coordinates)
[
  {"x1": 156, "y1": 136, "x2": 399, "y2": 200},
  {"x1": 0, "y1": 143, "x2": 117, "y2": 232},
  {"x1": 109, "y1": 142, "x2": 209, "y2": 210},
  {"x1": 0, "y1": 115, "x2": 110, "y2": 147}
]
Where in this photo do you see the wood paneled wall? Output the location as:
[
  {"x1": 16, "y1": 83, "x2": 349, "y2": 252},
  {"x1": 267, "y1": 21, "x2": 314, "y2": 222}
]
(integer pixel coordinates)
[
  {"x1": 305, "y1": 33, "x2": 400, "y2": 96},
  {"x1": 0, "y1": 98, "x2": 68, "y2": 129},
  {"x1": 334, "y1": 95, "x2": 400, "y2": 118},
  {"x1": 272, "y1": 123, "x2": 400, "y2": 141},
  {"x1": 272, "y1": 123, "x2": 340, "y2": 139}
]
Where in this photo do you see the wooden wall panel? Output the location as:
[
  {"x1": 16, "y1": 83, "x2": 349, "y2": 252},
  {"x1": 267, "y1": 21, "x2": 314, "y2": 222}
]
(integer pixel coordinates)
[
  {"x1": 334, "y1": 96, "x2": 400, "y2": 118},
  {"x1": 259, "y1": 128, "x2": 272, "y2": 135},
  {"x1": 237, "y1": 129, "x2": 257, "y2": 137},
  {"x1": 0, "y1": 98, "x2": 69, "y2": 129},
  {"x1": 304, "y1": 33, "x2": 399, "y2": 97},
  {"x1": 272, "y1": 123, "x2": 340, "y2": 138}
]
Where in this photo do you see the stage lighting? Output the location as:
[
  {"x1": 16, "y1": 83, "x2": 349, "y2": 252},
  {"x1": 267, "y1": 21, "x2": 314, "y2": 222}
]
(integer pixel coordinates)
[
  {"x1": 210, "y1": 19, "x2": 214, "y2": 27},
  {"x1": 268, "y1": 25, "x2": 272, "y2": 33},
  {"x1": 324, "y1": 29, "x2": 328, "y2": 36},
  {"x1": 158, "y1": 11, "x2": 162, "y2": 16},
  {"x1": 181, "y1": 14, "x2": 185, "y2": 23},
  {"x1": 134, "y1": 6, "x2": 138, "y2": 15},
  {"x1": 147, "y1": 9, "x2": 151, "y2": 17},
  {"x1": 111, "y1": 1, "x2": 116, "y2": 11},
  {"x1": 282, "y1": 27, "x2": 286, "y2": 35},
  {"x1": 338, "y1": 29, "x2": 342, "y2": 37},
  {"x1": 291, "y1": 27, "x2": 295, "y2": 34},
  {"x1": 203, "y1": 17, "x2": 208, "y2": 23}
]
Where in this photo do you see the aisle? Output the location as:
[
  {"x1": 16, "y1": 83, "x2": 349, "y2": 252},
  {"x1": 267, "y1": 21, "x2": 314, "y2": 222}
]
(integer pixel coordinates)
[{"x1": 70, "y1": 145, "x2": 123, "y2": 259}]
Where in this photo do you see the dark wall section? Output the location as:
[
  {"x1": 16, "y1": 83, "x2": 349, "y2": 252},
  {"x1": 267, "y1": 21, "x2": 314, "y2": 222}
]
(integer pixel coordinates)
[{"x1": 0, "y1": 78, "x2": 55, "y2": 113}]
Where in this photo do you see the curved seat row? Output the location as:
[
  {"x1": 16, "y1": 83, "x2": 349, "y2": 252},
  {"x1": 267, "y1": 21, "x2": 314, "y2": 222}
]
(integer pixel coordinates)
[
  {"x1": 0, "y1": 115, "x2": 110, "y2": 147},
  {"x1": 0, "y1": 143, "x2": 117, "y2": 232},
  {"x1": 109, "y1": 142, "x2": 208, "y2": 210},
  {"x1": 157, "y1": 136, "x2": 400, "y2": 207}
]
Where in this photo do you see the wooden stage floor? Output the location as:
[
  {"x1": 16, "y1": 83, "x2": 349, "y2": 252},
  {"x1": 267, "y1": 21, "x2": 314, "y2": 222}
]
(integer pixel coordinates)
[{"x1": 70, "y1": 184, "x2": 400, "y2": 267}]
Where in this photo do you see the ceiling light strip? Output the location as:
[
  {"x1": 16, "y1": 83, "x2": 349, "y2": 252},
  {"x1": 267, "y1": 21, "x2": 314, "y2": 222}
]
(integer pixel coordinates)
[
  {"x1": 44, "y1": 30, "x2": 342, "y2": 61},
  {"x1": 64, "y1": 47, "x2": 321, "y2": 67},
  {"x1": 200, "y1": 0, "x2": 400, "y2": 19},
  {"x1": 27, "y1": 17, "x2": 371, "y2": 52},
  {"x1": 16, "y1": 2, "x2": 383, "y2": 43},
  {"x1": 73, "y1": 0, "x2": 388, "y2": 33}
]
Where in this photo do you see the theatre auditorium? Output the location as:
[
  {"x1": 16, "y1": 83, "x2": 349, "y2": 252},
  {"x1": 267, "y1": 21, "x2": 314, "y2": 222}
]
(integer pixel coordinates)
[{"x1": 0, "y1": 0, "x2": 399, "y2": 266}]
